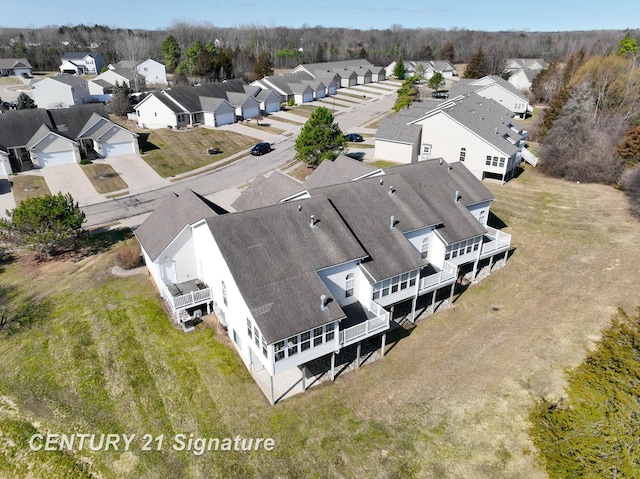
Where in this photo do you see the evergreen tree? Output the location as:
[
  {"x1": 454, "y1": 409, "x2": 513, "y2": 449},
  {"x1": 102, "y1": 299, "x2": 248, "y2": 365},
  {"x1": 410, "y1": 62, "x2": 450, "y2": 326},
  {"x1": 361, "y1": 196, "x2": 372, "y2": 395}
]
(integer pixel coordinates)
[
  {"x1": 464, "y1": 48, "x2": 487, "y2": 79},
  {"x1": 253, "y1": 51, "x2": 274, "y2": 79},
  {"x1": 16, "y1": 92, "x2": 36, "y2": 109},
  {"x1": 439, "y1": 42, "x2": 455, "y2": 62},
  {"x1": 0, "y1": 192, "x2": 85, "y2": 258},
  {"x1": 110, "y1": 82, "x2": 132, "y2": 117},
  {"x1": 162, "y1": 35, "x2": 181, "y2": 72},
  {"x1": 428, "y1": 72, "x2": 445, "y2": 91},
  {"x1": 294, "y1": 107, "x2": 345, "y2": 166},
  {"x1": 393, "y1": 59, "x2": 405, "y2": 79}
]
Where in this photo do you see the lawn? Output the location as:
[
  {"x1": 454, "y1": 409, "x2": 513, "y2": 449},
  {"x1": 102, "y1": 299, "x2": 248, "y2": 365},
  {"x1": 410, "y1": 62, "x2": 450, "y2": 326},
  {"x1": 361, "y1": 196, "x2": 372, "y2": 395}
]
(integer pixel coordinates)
[
  {"x1": 284, "y1": 104, "x2": 319, "y2": 119},
  {"x1": 112, "y1": 119, "x2": 260, "y2": 178},
  {"x1": 80, "y1": 163, "x2": 128, "y2": 194},
  {"x1": 9, "y1": 175, "x2": 51, "y2": 204},
  {"x1": 1, "y1": 168, "x2": 640, "y2": 477}
]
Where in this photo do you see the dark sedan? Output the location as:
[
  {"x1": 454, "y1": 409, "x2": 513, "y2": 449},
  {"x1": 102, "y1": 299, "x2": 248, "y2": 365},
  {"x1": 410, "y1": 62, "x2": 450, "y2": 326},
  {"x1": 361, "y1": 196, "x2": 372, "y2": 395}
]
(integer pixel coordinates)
[{"x1": 344, "y1": 133, "x2": 364, "y2": 142}]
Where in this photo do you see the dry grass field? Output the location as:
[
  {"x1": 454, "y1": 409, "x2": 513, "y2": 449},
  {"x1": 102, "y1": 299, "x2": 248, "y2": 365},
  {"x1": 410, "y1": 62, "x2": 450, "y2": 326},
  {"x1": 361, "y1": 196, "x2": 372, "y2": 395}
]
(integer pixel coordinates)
[{"x1": 0, "y1": 167, "x2": 639, "y2": 478}]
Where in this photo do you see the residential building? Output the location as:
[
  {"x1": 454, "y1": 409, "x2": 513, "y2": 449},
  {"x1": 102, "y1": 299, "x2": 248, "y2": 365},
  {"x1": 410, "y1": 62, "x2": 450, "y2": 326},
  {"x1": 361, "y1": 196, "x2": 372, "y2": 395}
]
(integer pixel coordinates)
[
  {"x1": 59, "y1": 52, "x2": 105, "y2": 75},
  {"x1": 450, "y1": 75, "x2": 532, "y2": 118},
  {"x1": 385, "y1": 60, "x2": 456, "y2": 79},
  {"x1": 31, "y1": 74, "x2": 91, "y2": 109},
  {"x1": 135, "y1": 159, "x2": 511, "y2": 403},
  {"x1": 374, "y1": 93, "x2": 537, "y2": 182},
  {"x1": 110, "y1": 59, "x2": 168, "y2": 85},
  {"x1": 504, "y1": 58, "x2": 548, "y2": 91},
  {"x1": 0, "y1": 58, "x2": 33, "y2": 77}
]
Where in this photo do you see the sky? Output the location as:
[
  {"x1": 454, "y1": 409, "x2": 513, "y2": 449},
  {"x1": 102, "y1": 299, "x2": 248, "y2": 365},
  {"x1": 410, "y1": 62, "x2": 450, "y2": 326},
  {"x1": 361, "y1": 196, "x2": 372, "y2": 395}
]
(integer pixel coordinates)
[{"x1": 2, "y1": 0, "x2": 640, "y2": 32}]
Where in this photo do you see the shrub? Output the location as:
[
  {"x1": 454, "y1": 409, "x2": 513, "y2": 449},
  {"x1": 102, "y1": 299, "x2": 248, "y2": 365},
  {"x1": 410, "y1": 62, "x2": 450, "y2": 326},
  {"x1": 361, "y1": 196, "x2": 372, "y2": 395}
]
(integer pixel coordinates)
[
  {"x1": 115, "y1": 245, "x2": 142, "y2": 270},
  {"x1": 80, "y1": 158, "x2": 92, "y2": 165},
  {"x1": 622, "y1": 166, "x2": 640, "y2": 219}
]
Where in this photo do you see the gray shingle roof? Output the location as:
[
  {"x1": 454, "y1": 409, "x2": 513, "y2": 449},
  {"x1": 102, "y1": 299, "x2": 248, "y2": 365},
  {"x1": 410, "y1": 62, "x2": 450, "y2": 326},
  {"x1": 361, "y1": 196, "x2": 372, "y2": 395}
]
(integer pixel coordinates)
[
  {"x1": 45, "y1": 74, "x2": 88, "y2": 87},
  {"x1": 375, "y1": 113, "x2": 423, "y2": 144},
  {"x1": 47, "y1": 103, "x2": 110, "y2": 138},
  {"x1": 134, "y1": 190, "x2": 228, "y2": 261},
  {"x1": 304, "y1": 155, "x2": 377, "y2": 189},
  {"x1": 0, "y1": 109, "x2": 53, "y2": 148},
  {"x1": 309, "y1": 174, "x2": 440, "y2": 282},
  {"x1": 388, "y1": 160, "x2": 491, "y2": 244},
  {"x1": 206, "y1": 196, "x2": 367, "y2": 343},
  {"x1": 0, "y1": 58, "x2": 32, "y2": 69},
  {"x1": 232, "y1": 170, "x2": 304, "y2": 212}
]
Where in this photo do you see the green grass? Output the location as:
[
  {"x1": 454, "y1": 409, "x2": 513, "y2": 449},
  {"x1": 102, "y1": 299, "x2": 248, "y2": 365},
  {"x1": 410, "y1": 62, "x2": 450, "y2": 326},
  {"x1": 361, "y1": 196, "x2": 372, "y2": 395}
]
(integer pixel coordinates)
[
  {"x1": 368, "y1": 159, "x2": 402, "y2": 168},
  {"x1": 285, "y1": 105, "x2": 319, "y2": 118},
  {"x1": 2, "y1": 169, "x2": 640, "y2": 477}
]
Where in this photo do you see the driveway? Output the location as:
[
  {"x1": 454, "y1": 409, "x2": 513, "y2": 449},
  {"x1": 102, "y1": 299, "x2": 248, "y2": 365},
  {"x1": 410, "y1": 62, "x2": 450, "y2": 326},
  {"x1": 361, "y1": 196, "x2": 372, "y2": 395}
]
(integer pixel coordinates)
[
  {"x1": 104, "y1": 154, "x2": 170, "y2": 195},
  {"x1": 35, "y1": 164, "x2": 104, "y2": 206}
]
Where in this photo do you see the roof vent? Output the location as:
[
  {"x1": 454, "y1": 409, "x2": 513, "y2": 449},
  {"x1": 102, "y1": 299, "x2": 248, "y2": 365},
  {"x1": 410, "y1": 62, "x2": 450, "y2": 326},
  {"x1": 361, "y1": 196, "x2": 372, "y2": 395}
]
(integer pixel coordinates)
[
  {"x1": 310, "y1": 215, "x2": 316, "y2": 228},
  {"x1": 454, "y1": 190, "x2": 460, "y2": 203},
  {"x1": 379, "y1": 178, "x2": 383, "y2": 185},
  {"x1": 389, "y1": 186, "x2": 395, "y2": 195},
  {"x1": 495, "y1": 127, "x2": 498, "y2": 135},
  {"x1": 390, "y1": 215, "x2": 396, "y2": 229},
  {"x1": 448, "y1": 165, "x2": 453, "y2": 172},
  {"x1": 298, "y1": 205, "x2": 302, "y2": 211},
  {"x1": 320, "y1": 294, "x2": 328, "y2": 311},
  {"x1": 439, "y1": 158, "x2": 443, "y2": 165}
]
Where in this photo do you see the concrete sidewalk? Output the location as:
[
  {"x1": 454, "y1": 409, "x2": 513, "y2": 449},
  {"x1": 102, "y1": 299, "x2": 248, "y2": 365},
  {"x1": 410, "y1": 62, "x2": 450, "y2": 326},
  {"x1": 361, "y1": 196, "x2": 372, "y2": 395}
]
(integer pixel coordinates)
[
  {"x1": 105, "y1": 154, "x2": 171, "y2": 196},
  {"x1": 29, "y1": 165, "x2": 105, "y2": 207}
]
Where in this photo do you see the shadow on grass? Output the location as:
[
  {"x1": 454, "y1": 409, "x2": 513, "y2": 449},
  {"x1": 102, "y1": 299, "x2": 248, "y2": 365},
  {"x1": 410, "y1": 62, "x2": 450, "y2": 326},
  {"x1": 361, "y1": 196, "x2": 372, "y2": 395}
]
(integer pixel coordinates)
[
  {"x1": 138, "y1": 132, "x2": 160, "y2": 153},
  {"x1": 81, "y1": 227, "x2": 134, "y2": 257},
  {"x1": 488, "y1": 211, "x2": 508, "y2": 229},
  {"x1": 0, "y1": 284, "x2": 52, "y2": 336}
]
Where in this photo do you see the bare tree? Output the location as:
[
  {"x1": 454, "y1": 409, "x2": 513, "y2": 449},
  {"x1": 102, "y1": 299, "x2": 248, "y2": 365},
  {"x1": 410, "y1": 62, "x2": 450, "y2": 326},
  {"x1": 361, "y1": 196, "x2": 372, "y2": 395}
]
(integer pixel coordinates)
[{"x1": 115, "y1": 30, "x2": 150, "y2": 93}]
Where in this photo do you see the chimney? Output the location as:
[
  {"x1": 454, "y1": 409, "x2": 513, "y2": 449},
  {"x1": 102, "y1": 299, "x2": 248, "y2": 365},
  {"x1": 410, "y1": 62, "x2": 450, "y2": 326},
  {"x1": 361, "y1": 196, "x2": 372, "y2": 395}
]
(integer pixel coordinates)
[
  {"x1": 454, "y1": 190, "x2": 460, "y2": 203},
  {"x1": 320, "y1": 295, "x2": 327, "y2": 311},
  {"x1": 390, "y1": 215, "x2": 396, "y2": 229},
  {"x1": 310, "y1": 215, "x2": 316, "y2": 227}
]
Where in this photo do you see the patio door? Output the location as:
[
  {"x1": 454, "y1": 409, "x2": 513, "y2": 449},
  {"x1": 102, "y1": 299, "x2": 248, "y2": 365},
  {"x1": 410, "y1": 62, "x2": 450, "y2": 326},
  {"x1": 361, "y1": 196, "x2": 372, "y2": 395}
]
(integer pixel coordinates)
[{"x1": 161, "y1": 259, "x2": 176, "y2": 284}]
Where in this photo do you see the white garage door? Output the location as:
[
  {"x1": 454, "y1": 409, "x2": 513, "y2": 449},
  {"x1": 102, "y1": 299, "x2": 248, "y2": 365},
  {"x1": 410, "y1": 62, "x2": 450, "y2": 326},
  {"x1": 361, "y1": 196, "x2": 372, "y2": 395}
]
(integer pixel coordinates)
[
  {"x1": 263, "y1": 101, "x2": 280, "y2": 113},
  {"x1": 103, "y1": 142, "x2": 136, "y2": 157},
  {"x1": 39, "y1": 150, "x2": 76, "y2": 167},
  {"x1": 243, "y1": 106, "x2": 259, "y2": 120},
  {"x1": 215, "y1": 111, "x2": 235, "y2": 126}
]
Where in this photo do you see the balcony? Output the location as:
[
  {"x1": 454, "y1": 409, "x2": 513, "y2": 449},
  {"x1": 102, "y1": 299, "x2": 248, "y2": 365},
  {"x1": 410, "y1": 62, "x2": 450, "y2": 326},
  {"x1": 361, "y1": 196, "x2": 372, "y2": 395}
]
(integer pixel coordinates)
[
  {"x1": 339, "y1": 300, "x2": 390, "y2": 347},
  {"x1": 160, "y1": 278, "x2": 212, "y2": 311},
  {"x1": 418, "y1": 261, "x2": 457, "y2": 294},
  {"x1": 480, "y1": 227, "x2": 511, "y2": 258}
]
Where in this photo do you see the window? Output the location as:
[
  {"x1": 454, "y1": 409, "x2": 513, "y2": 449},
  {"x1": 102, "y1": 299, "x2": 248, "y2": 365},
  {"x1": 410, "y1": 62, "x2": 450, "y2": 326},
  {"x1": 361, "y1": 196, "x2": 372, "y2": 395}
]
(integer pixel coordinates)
[
  {"x1": 262, "y1": 336, "x2": 268, "y2": 357},
  {"x1": 345, "y1": 273, "x2": 354, "y2": 298},
  {"x1": 459, "y1": 147, "x2": 466, "y2": 162},
  {"x1": 479, "y1": 210, "x2": 486, "y2": 225},
  {"x1": 391, "y1": 276, "x2": 399, "y2": 293},
  {"x1": 325, "y1": 323, "x2": 335, "y2": 342},
  {"x1": 382, "y1": 279, "x2": 390, "y2": 297},
  {"x1": 499, "y1": 157, "x2": 505, "y2": 167},
  {"x1": 313, "y1": 327, "x2": 323, "y2": 347},
  {"x1": 254, "y1": 326, "x2": 260, "y2": 347},
  {"x1": 492, "y1": 156, "x2": 498, "y2": 167},
  {"x1": 274, "y1": 341, "x2": 285, "y2": 361},
  {"x1": 232, "y1": 329, "x2": 241, "y2": 348},
  {"x1": 486, "y1": 155, "x2": 492, "y2": 166},
  {"x1": 409, "y1": 270, "x2": 417, "y2": 287},
  {"x1": 421, "y1": 236, "x2": 430, "y2": 259},
  {"x1": 221, "y1": 281, "x2": 227, "y2": 306},
  {"x1": 422, "y1": 144, "x2": 432, "y2": 155},
  {"x1": 301, "y1": 332, "x2": 311, "y2": 352},
  {"x1": 400, "y1": 273, "x2": 409, "y2": 290},
  {"x1": 287, "y1": 336, "x2": 298, "y2": 356},
  {"x1": 372, "y1": 270, "x2": 419, "y2": 300},
  {"x1": 247, "y1": 318, "x2": 252, "y2": 339}
]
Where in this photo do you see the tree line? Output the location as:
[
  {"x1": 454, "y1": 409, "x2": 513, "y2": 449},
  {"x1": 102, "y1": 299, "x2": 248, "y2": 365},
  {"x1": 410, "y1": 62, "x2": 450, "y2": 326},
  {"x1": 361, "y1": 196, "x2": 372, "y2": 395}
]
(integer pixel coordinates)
[{"x1": 1, "y1": 23, "x2": 638, "y2": 81}]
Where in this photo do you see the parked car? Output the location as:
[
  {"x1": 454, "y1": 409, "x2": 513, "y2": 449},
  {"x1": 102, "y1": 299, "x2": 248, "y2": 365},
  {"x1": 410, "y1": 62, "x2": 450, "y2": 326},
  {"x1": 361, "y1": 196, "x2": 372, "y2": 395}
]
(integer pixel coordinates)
[
  {"x1": 21, "y1": 72, "x2": 33, "y2": 79},
  {"x1": 250, "y1": 142, "x2": 272, "y2": 156},
  {"x1": 344, "y1": 133, "x2": 364, "y2": 142},
  {"x1": 432, "y1": 91, "x2": 449, "y2": 99}
]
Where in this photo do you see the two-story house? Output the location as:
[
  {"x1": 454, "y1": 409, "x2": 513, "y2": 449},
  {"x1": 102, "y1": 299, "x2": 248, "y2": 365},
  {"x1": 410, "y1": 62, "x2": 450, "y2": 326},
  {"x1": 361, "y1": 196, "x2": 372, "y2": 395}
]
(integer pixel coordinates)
[
  {"x1": 450, "y1": 75, "x2": 533, "y2": 118},
  {"x1": 135, "y1": 159, "x2": 511, "y2": 404},
  {"x1": 375, "y1": 92, "x2": 538, "y2": 182},
  {"x1": 59, "y1": 52, "x2": 105, "y2": 75},
  {"x1": 31, "y1": 74, "x2": 91, "y2": 109}
]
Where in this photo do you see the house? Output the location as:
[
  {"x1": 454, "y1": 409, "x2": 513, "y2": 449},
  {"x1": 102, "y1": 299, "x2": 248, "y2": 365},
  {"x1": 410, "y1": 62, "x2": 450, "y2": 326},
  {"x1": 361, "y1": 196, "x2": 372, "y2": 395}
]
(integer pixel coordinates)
[
  {"x1": 0, "y1": 58, "x2": 33, "y2": 77},
  {"x1": 504, "y1": 58, "x2": 548, "y2": 91},
  {"x1": 374, "y1": 92, "x2": 537, "y2": 182},
  {"x1": 31, "y1": 74, "x2": 91, "y2": 109},
  {"x1": 133, "y1": 80, "x2": 278, "y2": 129},
  {"x1": 303, "y1": 154, "x2": 381, "y2": 189},
  {"x1": 87, "y1": 79, "x2": 115, "y2": 102},
  {"x1": 94, "y1": 67, "x2": 146, "y2": 92},
  {"x1": 292, "y1": 60, "x2": 386, "y2": 84},
  {"x1": 450, "y1": 75, "x2": 532, "y2": 118},
  {"x1": 385, "y1": 60, "x2": 456, "y2": 80},
  {"x1": 135, "y1": 159, "x2": 511, "y2": 404},
  {"x1": 59, "y1": 52, "x2": 105, "y2": 75},
  {"x1": 0, "y1": 104, "x2": 138, "y2": 172},
  {"x1": 251, "y1": 73, "x2": 315, "y2": 104},
  {"x1": 231, "y1": 170, "x2": 304, "y2": 212},
  {"x1": 110, "y1": 59, "x2": 168, "y2": 85}
]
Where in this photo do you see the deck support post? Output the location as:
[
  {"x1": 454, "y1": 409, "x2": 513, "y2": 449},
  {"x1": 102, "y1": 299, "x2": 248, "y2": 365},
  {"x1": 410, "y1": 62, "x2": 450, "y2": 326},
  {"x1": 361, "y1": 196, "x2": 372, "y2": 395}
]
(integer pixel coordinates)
[
  {"x1": 301, "y1": 365, "x2": 307, "y2": 392},
  {"x1": 356, "y1": 343, "x2": 361, "y2": 369},
  {"x1": 411, "y1": 294, "x2": 417, "y2": 322},
  {"x1": 472, "y1": 260, "x2": 479, "y2": 281},
  {"x1": 331, "y1": 352, "x2": 336, "y2": 381},
  {"x1": 449, "y1": 282, "x2": 455, "y2": 304},
  {"x1": 489, "y1": 254, "x2": 495, "y2": 273},
  {"x1": 269, "y1": 375, "x2": 275, "y2": 405},
  {"x1": 380, "y1": 333, "x2": 386, "y2": 357}
]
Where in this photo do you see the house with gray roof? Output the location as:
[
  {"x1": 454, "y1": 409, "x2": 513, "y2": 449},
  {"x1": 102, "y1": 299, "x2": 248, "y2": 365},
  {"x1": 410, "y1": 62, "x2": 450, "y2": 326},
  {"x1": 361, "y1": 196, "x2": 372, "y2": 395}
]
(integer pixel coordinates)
[
  {"x1": 375, "y1": 92, "x2": 537, "y2": 182},
  {"x1": 450, "y1": 75, "x2": 532, "y2": 118},
  {"x1": 94, "y1": 67, "x2": 146, "y2": 92},
  {"x1": 59, "y1": 52, "x2": 105, "y2": 75},
  {"x1": 0, "y1": 58, "x2": 32, "y2": 77},
  {"x1": 31, "y1": 74, "x2": 92, "y2": 109},
  {"x1": 385, "y1": 60, "x2": 456, "y2": 80},
  {"x1": 0, "y1": 104, "x2": 138, "y2": 172},
  {"x1": 135, "y1": 158, "x2": 511, "y2": 403},
  {"x1": 133, "y1": 79, "x2": 278, "y2": 129},
  {"x1": 292, "y1": 59, "x2": 386, "y2": 84},
  {"x1": 504, "y1": 59, "x2": 547, "y2": 91}
]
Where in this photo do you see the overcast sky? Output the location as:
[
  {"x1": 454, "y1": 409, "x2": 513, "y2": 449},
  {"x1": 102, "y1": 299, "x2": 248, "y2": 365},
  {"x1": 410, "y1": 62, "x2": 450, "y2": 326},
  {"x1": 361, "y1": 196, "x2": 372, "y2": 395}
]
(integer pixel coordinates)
[{"x1": 2, "y1": 0, "x2": 639, "y2": 32}]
